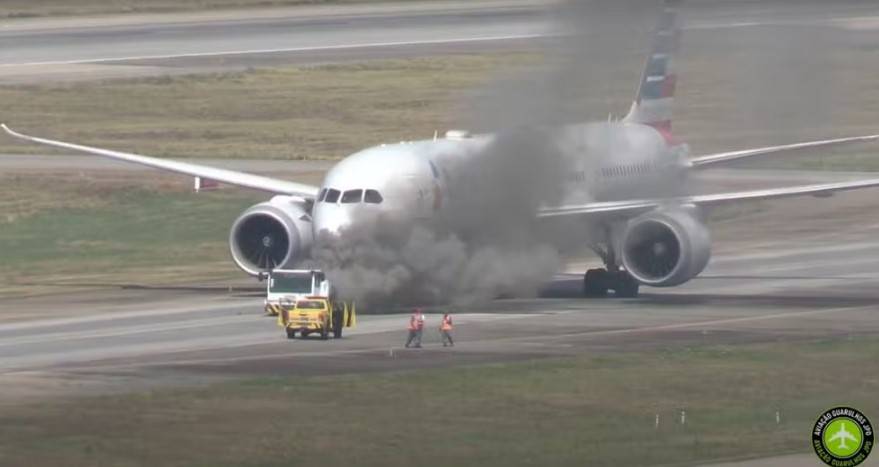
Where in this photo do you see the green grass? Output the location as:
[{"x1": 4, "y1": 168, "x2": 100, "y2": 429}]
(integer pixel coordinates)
[
  {"x1": 2, "y1": 335, "x2": 877, "y2": 466},
  {"x1": 2, "y1": 51, "x2": 878, "y2": 294},
  {"x1": 0, "y1": 173, "x2": 267, "y2": 295},
  {"x1": 0, "y1": 0, "x2": 435, "y2": 18},
  {"x1": 0, "y1": 56, "x2": 537, "y2": 159},
  {"x1": 3, "y1": 49, "x2": 878, "y2": 167}
]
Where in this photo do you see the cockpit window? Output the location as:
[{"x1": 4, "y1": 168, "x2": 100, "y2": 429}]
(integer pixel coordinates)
[
  {"x1": 318, "y1": 188, "x2": 328, "y2": 202},
  {"x1": 364, "y1": 189, "x2": 383, "y2": 204},
  {"x1": 324, "y1": 189, "x2": 340, "y2": 203},
  {"x1": 341, "y1": 189, "x2": 363, "y2": 204}
]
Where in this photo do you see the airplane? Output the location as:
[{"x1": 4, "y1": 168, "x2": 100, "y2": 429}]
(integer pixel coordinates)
[
  {"x1": 5, "y1": 1, "x2": 879, "y2": 299},
  {"x1": 828, "y1": 421, "x2": 860, "y2": 451}
]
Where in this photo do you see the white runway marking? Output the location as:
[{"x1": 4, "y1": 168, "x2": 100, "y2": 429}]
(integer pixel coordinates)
[
  {"x1": 522, "y1": 305, "x2": 874, "y2": 342},
  {"x1": 0, "y1": 314, "x2": 256, "y2": 348},
  {"x1": 67, "y1": 304, "x2": 873, "y2": 371},
  {"x1": 0, "y1": 299, "x2": 257, "y2": 333},
  {"x1": 2, "y1": 12, "x2": 869, "y2": 69},
  {"x1": 0, "y1": 34, "x2": 550, "y2": 68},
  {"x1": 0, "y1": 312, "x2": 533, "y2": 373}
]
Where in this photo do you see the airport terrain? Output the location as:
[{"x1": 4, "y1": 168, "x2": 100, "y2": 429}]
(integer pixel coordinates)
[
  {"x1": 3, "y1": 189, "x2": 879, "y2": 466},
  {"x1": 2, "y1": 1, "x2": 879, "y2": 466},
  {"x1": 0, "y1": 0, "x2": 484, "y2": 18}
]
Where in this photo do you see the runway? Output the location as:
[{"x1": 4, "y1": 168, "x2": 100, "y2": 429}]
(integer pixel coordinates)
[
  {"x1": 3, "y1": 169, "x2": 879, "y2": 412},
  {"x1": 4, "y1": 4, "x2": 879, "y2": 465},
  {"x1": 2, "y1": 0, "x2": 879, "y2": 83}
]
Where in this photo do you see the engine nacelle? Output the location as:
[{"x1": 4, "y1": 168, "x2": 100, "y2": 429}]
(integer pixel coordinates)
[
  {"x1": 620, "y1": 209, "x2": 711, "y2": 287},
  {"x1": 229, "y1": 196, "x2": 313, "y2": 276}
]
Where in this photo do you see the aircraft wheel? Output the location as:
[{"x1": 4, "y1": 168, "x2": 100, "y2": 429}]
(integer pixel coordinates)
[
  {"x1": 614, "y1": 273, "x2": 640, "y2": 298},
  {"x1": 583, "y1": 269, "x2": 609, "y2": 297}
]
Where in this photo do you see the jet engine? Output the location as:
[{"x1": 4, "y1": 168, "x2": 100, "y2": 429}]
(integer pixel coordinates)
[
  {"x1": 620, "y1": 209, "x2": 711, "y2": 287},
  {"x1": 229, "y1": 196, "x2": 313, "y2": 276}
]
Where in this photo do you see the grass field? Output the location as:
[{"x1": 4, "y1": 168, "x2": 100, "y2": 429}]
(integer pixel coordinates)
[
  {"x1": 0, "y1": 0, "x2": 432, "y2": 18},
  {"x1": 1, "y1": 335, "x2": 876, "y2": 466},
  {"x1": 0, "y1": 56, "x2": 536, "y2": 295},
  {"x1": 0, "y1": 56, "x2": 536, "y2": 160},
  {"x1": 1, "y1": 53, "x2": 877, "y2": 295},
  {"x1": 2, "y1": 50, "x2": 877, "y2": 163},
  {"x1": 0, "y1": 173, "x2": 268, "y2": 296}
]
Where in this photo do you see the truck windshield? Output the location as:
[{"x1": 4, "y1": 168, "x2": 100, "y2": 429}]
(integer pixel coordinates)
[
  {"x1": 270, "y1": 275, "x2": 312, "y2": 294},
  {"x1": 296, "y1": 300, "x2": 325, "y2": 309}
]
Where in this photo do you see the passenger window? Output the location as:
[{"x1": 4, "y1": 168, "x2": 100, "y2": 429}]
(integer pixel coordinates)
[
  {"x1": 318, "y1": 188, "x2": 327, "y2": 202},
  {"x1": 325, "y1": 189, "x2": 340, "y2": 203},
  {"x1": 364, "y1": 189, "x2": 384, "y2": 204},
  {"x1": 341, "y1": 189, "x2": 363, "y2": 204}
]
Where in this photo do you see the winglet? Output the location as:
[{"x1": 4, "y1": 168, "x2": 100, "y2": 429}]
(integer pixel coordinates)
[{"x1": 1, "y1": 124, "x2": 27, "y2": 141}]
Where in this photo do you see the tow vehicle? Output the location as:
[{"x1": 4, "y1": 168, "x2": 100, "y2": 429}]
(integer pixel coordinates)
[
  {"x1": 277, "y1": 297, "x2": 355, "y2": 339},
  {"x1": 261, "y1": 269, "x2": 330, "y2": 316}
]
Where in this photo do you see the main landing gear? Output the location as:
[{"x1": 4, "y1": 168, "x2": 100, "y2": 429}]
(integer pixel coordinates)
[
  {"x1": 583, "y1": 268, "x2": 639, "y2": 298},
  {"x1": 583, "y1": 234, "x2": 640, "y2": 298}
]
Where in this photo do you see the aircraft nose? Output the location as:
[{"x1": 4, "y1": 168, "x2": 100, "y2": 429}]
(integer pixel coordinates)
[{"x1": 314, "y1": 206, "x2": 352, "y2": 236}]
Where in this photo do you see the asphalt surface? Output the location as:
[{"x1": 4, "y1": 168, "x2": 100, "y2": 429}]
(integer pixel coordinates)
[
  {"x1": 8, "y1": 170, "x2": 879, "y2": 467},
  {"x1": 4, "y1": 3, "x2": 879, "y2": 466},
  {"x1": 2, "y1": 1, "x2": 879, "y2": 83},
  {"x1": 3, "y1": 169, "x2": 879, "y2": 379}
]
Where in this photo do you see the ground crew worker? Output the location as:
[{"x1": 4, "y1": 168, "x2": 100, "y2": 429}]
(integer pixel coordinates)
[
  {"x1": 405, "y1": 308, "x2": 426, "y2": 348},
  {"x1": 440, "y1": 312, "x2": 454, "y2": 347}
]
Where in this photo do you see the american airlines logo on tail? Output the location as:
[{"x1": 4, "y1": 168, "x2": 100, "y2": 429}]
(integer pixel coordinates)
[{"x1": 625, "y1": 1, "x2": 680, "y2": 143}]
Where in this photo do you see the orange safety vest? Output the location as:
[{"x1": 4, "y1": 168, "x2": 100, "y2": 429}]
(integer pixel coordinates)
[
  {"x1": 441, "y1": 315, "x2": 453, "y2": 331},
  {"x1": 409, "y1": 313, "x2": 424, "y2": 330}
]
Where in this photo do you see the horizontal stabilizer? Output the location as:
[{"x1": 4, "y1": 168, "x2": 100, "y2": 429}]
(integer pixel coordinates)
[{"x1": 689, "y1": 134, "x2": 879, "y2": 169}]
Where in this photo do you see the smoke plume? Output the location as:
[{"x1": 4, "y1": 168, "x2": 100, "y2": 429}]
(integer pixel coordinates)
[{"x1": 311, "y1": 0, "x2": 661, "y2": 307}]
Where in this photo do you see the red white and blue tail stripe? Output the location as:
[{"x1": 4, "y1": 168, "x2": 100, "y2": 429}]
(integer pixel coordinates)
[{"x1": 624, "y1": 0, "x2": 680, "y2": 142}]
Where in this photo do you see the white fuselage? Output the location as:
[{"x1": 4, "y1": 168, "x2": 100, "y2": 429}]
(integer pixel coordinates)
[{"x1": 312, "y1": 121, "x2": 689, "y2": 237}]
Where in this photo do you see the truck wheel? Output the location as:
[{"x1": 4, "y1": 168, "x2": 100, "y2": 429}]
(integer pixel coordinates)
[
  {"x1": 286, "y1": 329, "x2": 296, "y2": 339},
  {"x1": 332, "y1": 314, "x2": 343, "y2": 338}
]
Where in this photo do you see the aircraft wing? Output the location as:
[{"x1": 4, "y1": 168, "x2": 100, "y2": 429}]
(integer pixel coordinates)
[
  {"x1": 539, "y1": 177, "x2": 879, "y2": 218},
  {"x1": 1, "y1": 125, "x2": 320, "y2": 198},
  {"x1": 689, "y1": 134, "x2": 879, "y2": 169}
]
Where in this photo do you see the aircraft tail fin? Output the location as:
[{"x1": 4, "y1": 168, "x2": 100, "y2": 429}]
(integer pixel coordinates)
[{"x1": 624, "y1": 0, "x2": 681, "y2": 140}]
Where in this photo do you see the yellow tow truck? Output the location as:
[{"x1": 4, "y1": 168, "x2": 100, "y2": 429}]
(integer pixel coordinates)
[{"x1": 277, "y1": 297, "x2": 355, "y2": 340}]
